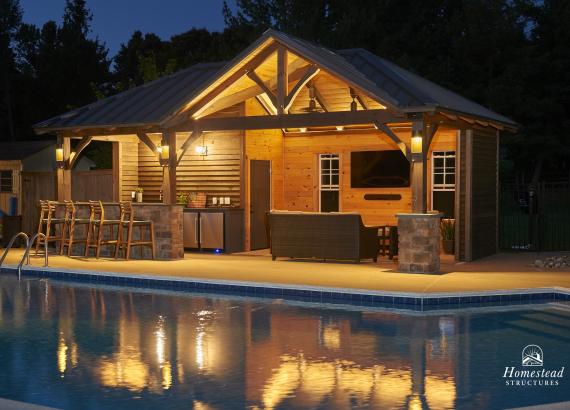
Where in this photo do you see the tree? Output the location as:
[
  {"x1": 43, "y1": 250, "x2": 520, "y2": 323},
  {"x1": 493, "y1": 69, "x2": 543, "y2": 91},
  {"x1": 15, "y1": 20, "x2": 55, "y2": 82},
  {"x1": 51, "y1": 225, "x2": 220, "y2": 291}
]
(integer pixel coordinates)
[
  {"x1": 0, "y1": 0, "x2": 22, "y2": 140},
  {"x1": 12, "y1": 0, "x2": 111, "y2": 139}
]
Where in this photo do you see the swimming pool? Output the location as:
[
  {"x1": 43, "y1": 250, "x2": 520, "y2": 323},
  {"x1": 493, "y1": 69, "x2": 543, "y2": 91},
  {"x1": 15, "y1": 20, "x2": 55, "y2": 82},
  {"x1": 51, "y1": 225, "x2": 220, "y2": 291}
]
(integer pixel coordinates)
[{"x1": 0, "y1": 275, "x2": 568, "y2": 410}]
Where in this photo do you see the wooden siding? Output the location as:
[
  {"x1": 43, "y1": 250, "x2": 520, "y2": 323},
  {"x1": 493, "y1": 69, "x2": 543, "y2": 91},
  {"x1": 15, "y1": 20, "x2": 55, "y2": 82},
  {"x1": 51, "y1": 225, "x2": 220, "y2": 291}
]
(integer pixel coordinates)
[
  {"x1": 244, "y1": 103, "x2": 458, "y2": 237},
  {"x1": 120, "y1": 141, "x2": 139, "y2": 201},
  {"x1": 470, "y1": 128, "x2": 498, "y2": 259},
  {"x1": 138, "y1": 106, "x2": 243, "y2": 204},
  {"x1": 282, "y1": 131, "x2": 413, "y2": 226},
  {"x1": 456, "y1": 130, "x2": 468, "y2": 261},
  {"x1": 21, "y1": 172, "x2": 55, "y2": 234}
]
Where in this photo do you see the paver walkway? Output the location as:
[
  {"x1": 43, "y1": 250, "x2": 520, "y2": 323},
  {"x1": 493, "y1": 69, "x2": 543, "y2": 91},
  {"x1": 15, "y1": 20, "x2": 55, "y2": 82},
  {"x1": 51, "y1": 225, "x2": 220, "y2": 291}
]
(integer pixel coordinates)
[{"x1": 1, "y1": 249, "x2": 569, "y2": 294}]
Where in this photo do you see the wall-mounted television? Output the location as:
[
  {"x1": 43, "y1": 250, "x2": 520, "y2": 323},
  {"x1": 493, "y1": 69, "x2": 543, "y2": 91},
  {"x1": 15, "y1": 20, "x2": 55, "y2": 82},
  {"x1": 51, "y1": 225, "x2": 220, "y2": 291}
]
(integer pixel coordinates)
[{"x1": 351, "y1": 150, "x2": 410, "y2": 188}]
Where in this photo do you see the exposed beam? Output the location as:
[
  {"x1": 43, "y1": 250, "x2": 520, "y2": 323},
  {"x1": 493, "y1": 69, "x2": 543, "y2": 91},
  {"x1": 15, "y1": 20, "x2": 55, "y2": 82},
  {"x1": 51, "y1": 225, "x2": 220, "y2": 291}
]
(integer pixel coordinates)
[
  {"x1": 276, "y1": 46, "x2": 288, "y2": 114},
  {"x1": 56, "y1": 135, "x2": 72, "y2": 201},
  {"x1": 284, "y1": 65, "x2": 319, "y2": 110},
  {"x1": 312, "y1": 85, "x2": 331, "y2": 112},
  {"x1": 170, "y1": 42, "x2": 279, "y2": 124},
  {"x1": 356, "y1": 94, "x2": 369, "y2": 110},
  {"x1": 247, "y1": 70, "x2": 278, "y2": 111},
  {"x1": 256, "y1": 94, "x2": 277, "y2": 115},
  {"x1": 411, "y1": 119, "x2": 427, "y2": 213},
  {"x1": 161, "y1": 131, "x2": 177, "y2": 204},
  {"x1": 68, "y1": 136, "x2": 93, "y2": 169},
  {"x1": 197, "y1": 64, "x2": 315, "y2": 118},
  {"x1": 89, "y1": 135, "x2": 140, "y2": 143},
  {"x1": 36, "y1": 124, "x2": 161, "y2": 137},
  {"x1": 137, "y1": 132, "x2": 160, "y2": 160},
  {"x1": 174, "y1": 109, "x2": 402, "y2": 132},
  {"x1": 425, "y1": 123, "x2": 440, "y2": 150},
  {"x1": 374, "y1": 121, "x2": 410, "y2": 160},
  {"x1": 176, "y1": 130, "x2": 202, "y2": 166}
]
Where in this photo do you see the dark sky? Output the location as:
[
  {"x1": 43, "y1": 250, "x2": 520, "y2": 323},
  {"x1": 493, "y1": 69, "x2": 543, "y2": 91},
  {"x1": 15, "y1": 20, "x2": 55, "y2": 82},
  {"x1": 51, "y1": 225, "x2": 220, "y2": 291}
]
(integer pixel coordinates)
[{"x1": 20, "y1": 0, "x2": 236, "y2": 58}]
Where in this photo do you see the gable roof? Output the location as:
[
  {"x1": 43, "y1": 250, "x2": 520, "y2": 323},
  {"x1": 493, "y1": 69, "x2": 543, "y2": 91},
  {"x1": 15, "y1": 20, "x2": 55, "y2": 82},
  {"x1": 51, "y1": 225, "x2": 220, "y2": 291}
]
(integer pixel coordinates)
[
  {"x1": 35, "y1": 29, "x2": 516, "y2": 133},
  {"x1": 0, "y1": 140, "x2": 55, "y2": 160},
  {"x1": 338, "y1": 48, "x2": 516, "y2": 125},
  {"x1": 35, "y1": 62, "x2": 225, "y2": 131}
]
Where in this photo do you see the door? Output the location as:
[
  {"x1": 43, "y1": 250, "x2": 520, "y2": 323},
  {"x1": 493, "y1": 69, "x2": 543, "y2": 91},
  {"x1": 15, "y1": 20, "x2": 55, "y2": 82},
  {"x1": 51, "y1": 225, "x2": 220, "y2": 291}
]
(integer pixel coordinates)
[
  {"x1": 250, "y1": 160, "x2": 271, "y2": 250},
  {"x1": 200, "y1": 212, "x2": 224, "y2": 250}
]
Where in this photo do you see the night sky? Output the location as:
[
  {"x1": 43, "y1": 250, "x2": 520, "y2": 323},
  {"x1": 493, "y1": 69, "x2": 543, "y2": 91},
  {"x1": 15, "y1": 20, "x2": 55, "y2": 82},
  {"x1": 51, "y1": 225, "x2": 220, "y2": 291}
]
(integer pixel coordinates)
[{"x1": 20, "y1": 0, "x2": 235, "y2": 58}]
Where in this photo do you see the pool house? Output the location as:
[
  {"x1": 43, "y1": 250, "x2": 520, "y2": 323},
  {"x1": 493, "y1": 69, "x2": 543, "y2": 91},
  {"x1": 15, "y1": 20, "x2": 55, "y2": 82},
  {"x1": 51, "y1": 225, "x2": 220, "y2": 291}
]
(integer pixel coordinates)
[{"x1": 33, "y1": 29, "x2": 517, "y2": 270}]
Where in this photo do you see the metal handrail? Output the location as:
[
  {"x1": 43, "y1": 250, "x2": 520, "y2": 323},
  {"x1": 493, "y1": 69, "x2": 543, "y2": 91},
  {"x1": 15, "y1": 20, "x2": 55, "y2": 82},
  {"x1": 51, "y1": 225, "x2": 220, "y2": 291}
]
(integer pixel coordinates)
[
  {"x1": 0, "y1": 232, "x2": 30, "y2": 268},
  {"x1": 18, "y1": 233, "x2": 48, "y2": 279}
]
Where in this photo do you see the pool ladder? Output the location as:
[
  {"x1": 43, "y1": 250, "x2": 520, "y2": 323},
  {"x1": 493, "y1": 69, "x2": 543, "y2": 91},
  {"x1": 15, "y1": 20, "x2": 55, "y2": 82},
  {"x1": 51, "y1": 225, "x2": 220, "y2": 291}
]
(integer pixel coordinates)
[{"x1": 0, "y1": 232, "x2": 48, "y2": 279}]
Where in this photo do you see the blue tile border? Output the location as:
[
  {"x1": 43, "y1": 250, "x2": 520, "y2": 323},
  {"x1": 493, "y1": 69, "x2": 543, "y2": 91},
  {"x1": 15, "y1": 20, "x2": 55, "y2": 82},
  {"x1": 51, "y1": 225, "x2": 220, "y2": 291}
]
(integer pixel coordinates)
[{"x1": 1, "y1": 265, "x2": 569, "y2": 311}]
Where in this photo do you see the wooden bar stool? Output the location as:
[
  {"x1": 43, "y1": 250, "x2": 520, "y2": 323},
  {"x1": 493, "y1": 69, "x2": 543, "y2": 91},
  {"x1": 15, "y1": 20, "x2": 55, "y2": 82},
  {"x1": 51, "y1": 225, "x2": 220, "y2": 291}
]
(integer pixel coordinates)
[
  {"x1": 60, "y1": 200, "x2": 90, "y2": 256},
  {"x1": 115, "y1": 201, "x2": 155, "y2": 260},
  {"x1": 85, "y1": 201, "x2": 121, "y2": 258},
  {"x1": 35, "y1": 200, "x2": 65, "y2": 255}
]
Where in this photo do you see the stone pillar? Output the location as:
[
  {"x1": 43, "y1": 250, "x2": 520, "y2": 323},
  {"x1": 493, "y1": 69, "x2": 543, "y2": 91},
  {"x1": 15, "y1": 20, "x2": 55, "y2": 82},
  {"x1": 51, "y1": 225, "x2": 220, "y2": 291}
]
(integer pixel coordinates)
[{"x1": 397, "y1": 213, "x2": 442, "y2": 273}]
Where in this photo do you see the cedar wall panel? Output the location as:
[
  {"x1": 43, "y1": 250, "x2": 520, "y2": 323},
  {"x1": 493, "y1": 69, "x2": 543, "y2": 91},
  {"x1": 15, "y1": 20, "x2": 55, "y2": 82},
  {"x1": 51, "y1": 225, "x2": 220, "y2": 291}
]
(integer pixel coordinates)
[
  {"x1": 243, "y1": 106, "x2": 458, "y2": 227},
  {"x1": 138, "y1": 106, "x2": 243, "y2": 205},
  {"x1": 282, "y1": 129, "x2": 455, "y2": 226},
  {"x1": 121, "y1": 141, "x2": 139, "y2": 201},
  {"x1": 282, "y1": 132, "x2": 413, "y2": 226},
  {"x1": 470, "y1": 128, "x2": 498, "y2": 259}
]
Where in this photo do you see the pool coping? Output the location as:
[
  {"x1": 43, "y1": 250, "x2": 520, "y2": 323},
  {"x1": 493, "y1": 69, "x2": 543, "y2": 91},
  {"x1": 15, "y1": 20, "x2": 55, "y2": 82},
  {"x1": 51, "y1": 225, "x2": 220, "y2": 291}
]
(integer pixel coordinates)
[{"x1": 1, "y1": 264, "x2": 569, "y2": 310}]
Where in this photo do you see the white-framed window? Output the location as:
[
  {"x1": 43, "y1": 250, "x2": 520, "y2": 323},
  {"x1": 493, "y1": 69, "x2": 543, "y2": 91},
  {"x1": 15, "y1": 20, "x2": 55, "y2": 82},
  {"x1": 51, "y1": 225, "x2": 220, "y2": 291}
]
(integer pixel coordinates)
[
  {"x1": 0, "y1": 170, "x2": 13, "y2": 193},
  {"x1": 431, "y1": 151, "x2": 455, "y2": 218},
  {"x1": 319, "y1": 154, "x2": 339, "y2": 212},
  {"x1": 432, "y1": 151, "x2": 455, "y2": 191}
]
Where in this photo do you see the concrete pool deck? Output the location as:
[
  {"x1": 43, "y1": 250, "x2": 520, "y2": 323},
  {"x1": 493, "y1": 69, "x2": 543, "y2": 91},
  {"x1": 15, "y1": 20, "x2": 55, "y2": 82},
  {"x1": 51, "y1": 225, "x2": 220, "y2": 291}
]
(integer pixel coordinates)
[{"x1": 1, "y1": 249, "x2": 570, "y2": 294}]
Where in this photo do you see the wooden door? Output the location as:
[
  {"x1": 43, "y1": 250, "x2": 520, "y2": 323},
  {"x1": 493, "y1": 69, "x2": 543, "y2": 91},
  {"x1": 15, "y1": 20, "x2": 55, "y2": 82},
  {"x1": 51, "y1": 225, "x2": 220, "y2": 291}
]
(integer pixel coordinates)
[{"x1": 250, "y1": 160, "x2": 271, "y2": 250}]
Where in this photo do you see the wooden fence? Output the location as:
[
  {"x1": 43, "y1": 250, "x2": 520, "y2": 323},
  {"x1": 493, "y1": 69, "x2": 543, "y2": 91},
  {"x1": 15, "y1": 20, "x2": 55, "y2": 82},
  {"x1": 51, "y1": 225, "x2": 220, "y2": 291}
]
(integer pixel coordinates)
[
  {"x1": 500, "y1": 181, "x2": 570, "y2": 251},
  {"x1": 20, "y1": 170, "x2": 113, "y2": 234}
]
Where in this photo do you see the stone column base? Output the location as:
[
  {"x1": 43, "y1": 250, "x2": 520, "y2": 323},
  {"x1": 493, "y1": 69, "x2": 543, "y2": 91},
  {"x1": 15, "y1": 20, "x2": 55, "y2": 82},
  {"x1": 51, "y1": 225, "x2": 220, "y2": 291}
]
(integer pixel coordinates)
[{"x1": 397, "y1": 213, "x2": 442, "y2": 273}]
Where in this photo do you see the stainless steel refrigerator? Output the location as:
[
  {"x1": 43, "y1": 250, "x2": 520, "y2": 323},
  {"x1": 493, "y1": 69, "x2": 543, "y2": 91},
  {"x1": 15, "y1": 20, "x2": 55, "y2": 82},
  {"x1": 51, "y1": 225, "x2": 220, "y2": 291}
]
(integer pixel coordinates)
[{"x1": 183, "y1": 211, "x2": 224, "y2": 250}]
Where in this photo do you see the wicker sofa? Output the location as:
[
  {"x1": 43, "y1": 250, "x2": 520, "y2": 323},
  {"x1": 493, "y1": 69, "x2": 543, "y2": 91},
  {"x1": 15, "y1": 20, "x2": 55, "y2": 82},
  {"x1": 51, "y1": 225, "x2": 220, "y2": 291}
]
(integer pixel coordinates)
[{"x1": 268, "y1": 211, "x2": 379, "y2": 262}]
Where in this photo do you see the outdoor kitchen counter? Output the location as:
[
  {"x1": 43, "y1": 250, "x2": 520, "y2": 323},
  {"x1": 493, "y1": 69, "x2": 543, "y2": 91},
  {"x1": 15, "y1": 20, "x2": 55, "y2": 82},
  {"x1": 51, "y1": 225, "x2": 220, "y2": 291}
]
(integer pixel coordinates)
[{"x1": 72, "y1": 202, "x2": 184, "y2": 260}]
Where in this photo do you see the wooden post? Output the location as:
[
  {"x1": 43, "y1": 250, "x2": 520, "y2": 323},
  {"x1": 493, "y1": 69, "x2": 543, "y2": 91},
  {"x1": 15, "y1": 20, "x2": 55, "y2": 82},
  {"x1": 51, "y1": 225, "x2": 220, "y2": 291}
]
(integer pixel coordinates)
[
  {"x1": 112, "y1": 142, "x2": 122, "y2": 201},
  {"x1": 56, "y1": 135, "x2": 72, "y2": 201},
  {"x1": 276, "y1": 46, "x2": 288, "y2": 114},
  {"x1": 411, "y1": 119, "x2": 427, "y2": 213},
  {"x1": 161, "y1": 131, "x2": 177, "y2": 204}
]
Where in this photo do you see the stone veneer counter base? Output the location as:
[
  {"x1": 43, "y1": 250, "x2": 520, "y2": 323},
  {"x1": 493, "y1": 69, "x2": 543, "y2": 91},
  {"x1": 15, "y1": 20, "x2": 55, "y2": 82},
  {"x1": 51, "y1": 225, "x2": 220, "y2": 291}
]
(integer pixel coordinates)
[{"x1": 397, "y1": 213, "x2": 443, "y2": 273}]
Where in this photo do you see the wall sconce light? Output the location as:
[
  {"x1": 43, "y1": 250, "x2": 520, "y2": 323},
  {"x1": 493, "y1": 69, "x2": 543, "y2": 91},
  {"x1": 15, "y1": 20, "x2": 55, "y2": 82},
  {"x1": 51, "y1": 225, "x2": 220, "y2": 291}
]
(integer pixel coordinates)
[
  {"x1": 158, "y1": 143, "x2": 170, "y2": 166},
  {"x1": 195, "y1": 145, "x2": 208, "y2": 155},
  {"x1": 55, "y1": 147, "x2": 65, "y2": 168},
  {"x1": 411, "y1": 130, "x2": 423, "y2": 155}
]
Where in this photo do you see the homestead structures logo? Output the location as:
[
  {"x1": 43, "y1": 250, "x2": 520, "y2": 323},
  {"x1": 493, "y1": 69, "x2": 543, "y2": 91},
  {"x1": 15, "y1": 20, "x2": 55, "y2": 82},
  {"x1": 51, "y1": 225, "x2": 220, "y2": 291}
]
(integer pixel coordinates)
[
  {"x1": 503, "y1": 344, "x2": 564, "y2": 386},
  {"x1": 522, "y1": 345, "x2": 543, "y2": 367}
]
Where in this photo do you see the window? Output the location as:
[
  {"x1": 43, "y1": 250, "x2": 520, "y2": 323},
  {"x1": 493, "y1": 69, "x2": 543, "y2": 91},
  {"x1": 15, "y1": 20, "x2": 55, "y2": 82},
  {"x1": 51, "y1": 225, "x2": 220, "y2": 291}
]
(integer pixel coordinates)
[
  {"x1": 0, "y1": 170, "x2": 13, "y2": 193},
  {"x1": 319, "y1": 154, "x2": 339, "y2": 212},
  {"x1": 431, "y1": 151, "x2": 455, "y2": 218}
]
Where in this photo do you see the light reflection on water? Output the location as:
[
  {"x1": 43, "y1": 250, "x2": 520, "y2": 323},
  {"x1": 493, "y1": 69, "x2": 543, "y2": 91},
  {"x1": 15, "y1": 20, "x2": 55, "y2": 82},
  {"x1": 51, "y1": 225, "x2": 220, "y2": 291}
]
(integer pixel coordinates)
[{"x1": 0, "y1": 275, "x2": 568, "y2": 410}]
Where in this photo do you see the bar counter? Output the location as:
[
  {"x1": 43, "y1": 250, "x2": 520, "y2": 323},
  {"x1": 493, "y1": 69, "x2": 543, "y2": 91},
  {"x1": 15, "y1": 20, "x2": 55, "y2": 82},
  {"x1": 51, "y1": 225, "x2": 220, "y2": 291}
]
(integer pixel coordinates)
[{"x1": 71, "y1": 202, "x2": 184, "y2": 260}]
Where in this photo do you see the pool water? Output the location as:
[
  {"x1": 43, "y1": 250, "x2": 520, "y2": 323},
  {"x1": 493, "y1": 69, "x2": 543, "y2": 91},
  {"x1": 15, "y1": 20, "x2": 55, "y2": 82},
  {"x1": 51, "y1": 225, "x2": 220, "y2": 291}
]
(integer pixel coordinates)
[{"x1": 0, "y1": 275, "x2": 569, "y2": 410}]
